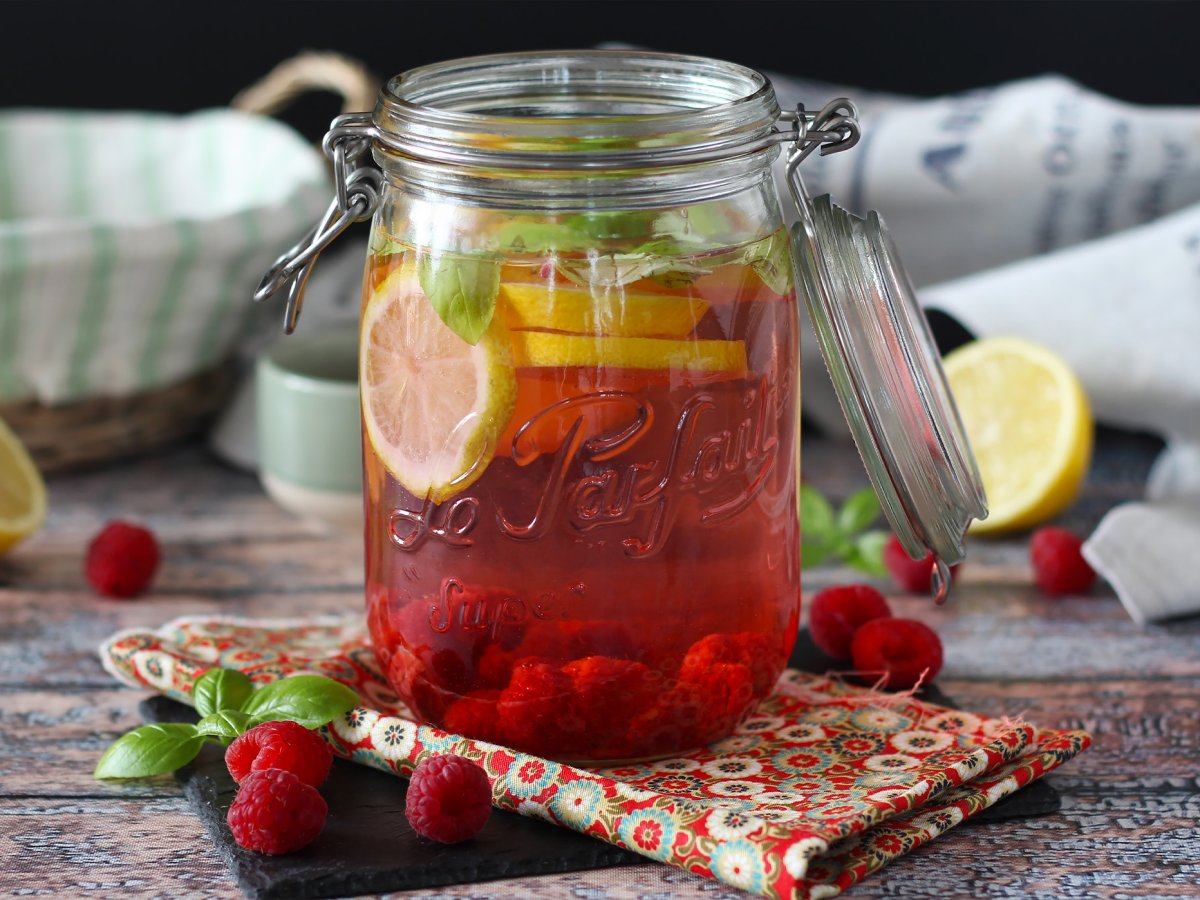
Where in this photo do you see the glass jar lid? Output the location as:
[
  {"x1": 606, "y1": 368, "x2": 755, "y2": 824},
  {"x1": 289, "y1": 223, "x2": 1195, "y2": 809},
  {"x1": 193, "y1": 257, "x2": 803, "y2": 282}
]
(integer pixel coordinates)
[{"x1": 788, "y1": 132, "x2": 988, "y2": 582}]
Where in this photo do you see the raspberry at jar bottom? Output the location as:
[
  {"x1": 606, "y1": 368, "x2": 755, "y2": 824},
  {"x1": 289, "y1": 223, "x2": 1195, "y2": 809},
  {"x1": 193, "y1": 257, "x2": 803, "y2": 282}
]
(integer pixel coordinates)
[{"x1": 362, "y1": 224, "x2": 802, "y2": 764}]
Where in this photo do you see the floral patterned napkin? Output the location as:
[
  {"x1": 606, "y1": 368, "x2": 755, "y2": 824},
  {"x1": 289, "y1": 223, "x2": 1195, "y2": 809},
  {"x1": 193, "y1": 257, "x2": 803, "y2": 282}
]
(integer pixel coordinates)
[{"x1": 101, "y1": 616, "x2": 1090, "y2": 900}]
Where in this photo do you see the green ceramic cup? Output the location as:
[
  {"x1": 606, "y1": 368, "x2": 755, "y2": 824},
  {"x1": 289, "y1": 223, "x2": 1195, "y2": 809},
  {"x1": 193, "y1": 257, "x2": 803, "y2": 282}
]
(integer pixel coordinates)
[{"x1": 255, "y1": 324, "x2": 362, "y2": 530}]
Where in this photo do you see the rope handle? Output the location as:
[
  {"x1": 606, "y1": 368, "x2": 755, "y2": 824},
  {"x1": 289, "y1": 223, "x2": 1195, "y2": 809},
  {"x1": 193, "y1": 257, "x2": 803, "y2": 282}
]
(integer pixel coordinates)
[{"x1": 231, "y1": 51, "x2": 379, "y2": 117}]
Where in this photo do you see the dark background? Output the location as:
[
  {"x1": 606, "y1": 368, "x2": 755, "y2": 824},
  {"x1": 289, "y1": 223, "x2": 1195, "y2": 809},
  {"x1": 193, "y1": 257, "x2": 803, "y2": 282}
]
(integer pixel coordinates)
[{"x1": 3, "y1": 0, "x2": 1196, "y2": 141}]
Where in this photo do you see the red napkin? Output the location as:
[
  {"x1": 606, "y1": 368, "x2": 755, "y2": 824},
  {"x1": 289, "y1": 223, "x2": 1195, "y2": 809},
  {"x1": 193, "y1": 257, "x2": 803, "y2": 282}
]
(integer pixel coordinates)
[{"x1": 102, "y1": 616, "x2": 1089, "y2": 899}]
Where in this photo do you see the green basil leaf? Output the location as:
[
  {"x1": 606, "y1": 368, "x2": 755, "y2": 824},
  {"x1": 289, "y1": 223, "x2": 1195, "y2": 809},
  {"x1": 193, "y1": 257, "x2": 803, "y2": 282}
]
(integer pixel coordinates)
[
  {"x1": 747, "y1": 230, "x2": 794, "y2": 295},
  {"x1": 845, "y1": 530, "x2": 891, "y2": 576},
  {"x1": 94, "y1": 723, "x2": 204, "y2": 780},
  {"x1": 800, "y1": 538, "x2": 831, "y2": 569},
  {"x1": 192, "y1": 668, "x2": 254, "y2": 718},
  {"x1": 799, "y1": 484, "x2": 836, "y2": 540},
  {"x1": 563, "y1": 209, "x2": 659, "y2": 242},
  {"x1": 494, "y1": 221, "x2": 588, "y2": 254},
  {"x1": 417, "y1": 253, "x2": 501, "y2": 345},
  {"x1": 368, "y1": 234, "x2": 408, "y2": 257},
  {"x1": 195, "y1": 710, "x2": 253, "y2": 744},
  {"x1": 837, "y1": 488, "x2": 881, "y2": 536},
  {"x1": 241, "y1": 675, "x2": 361, "y2": 730}
]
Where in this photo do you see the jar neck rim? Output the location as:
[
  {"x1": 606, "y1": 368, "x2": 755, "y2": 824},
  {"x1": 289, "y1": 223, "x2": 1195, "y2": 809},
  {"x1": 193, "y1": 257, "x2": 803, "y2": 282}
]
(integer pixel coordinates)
[{"x1": 373, "y1": 50, "x2": 784, "y2": 171}]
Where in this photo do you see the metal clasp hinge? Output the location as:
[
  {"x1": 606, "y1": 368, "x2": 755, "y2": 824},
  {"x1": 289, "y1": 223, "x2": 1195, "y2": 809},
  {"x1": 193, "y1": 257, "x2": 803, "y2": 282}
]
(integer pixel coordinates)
[
  {"x1": 780, "y1": 98, "x2": 861, "y2": 218},
  {"x1": 254, "y1": 112, "x2": 383, "y2": 333}
]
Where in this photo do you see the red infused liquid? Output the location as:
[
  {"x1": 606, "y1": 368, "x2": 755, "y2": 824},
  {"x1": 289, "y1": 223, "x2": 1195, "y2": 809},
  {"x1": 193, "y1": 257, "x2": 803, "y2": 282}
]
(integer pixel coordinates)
[{"x1": 363, "y1": 235, "x2": 801, "y2": 763}]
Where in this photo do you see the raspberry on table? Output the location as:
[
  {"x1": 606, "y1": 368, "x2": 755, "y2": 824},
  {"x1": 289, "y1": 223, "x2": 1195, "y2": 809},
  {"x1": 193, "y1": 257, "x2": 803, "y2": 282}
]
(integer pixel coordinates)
[
  {"x1": 405, "y1": 754, "x2": 492, "y2": 843},
  {"x1": 84, "y1": 520, "x2": 160, "y2": 598},
  {"x1": 807, "y1": 584, "x2": 893, "y2": 659},
  {"x1": 1030, "y1": 526, "x2": 1097, "y2": 597},
  {"x1": 227, "y1": 768, "x2": 328, "y2": 855},
  {"x1": 850, "y1": 617, "x2": 944, "y2": 690},
  {"x1": 883, "y1": 534, "x2": 959, "y2": 594},
  {"x1": 226, "y1": 720, "x2": 333, "y2": 788}
]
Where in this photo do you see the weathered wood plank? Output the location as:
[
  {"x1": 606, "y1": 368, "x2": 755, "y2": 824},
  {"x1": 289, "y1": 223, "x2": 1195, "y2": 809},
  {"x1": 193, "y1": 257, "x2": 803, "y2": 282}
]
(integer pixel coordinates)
[{"x1": 0, "y1": 797, "x2": 237, "y2": 898}]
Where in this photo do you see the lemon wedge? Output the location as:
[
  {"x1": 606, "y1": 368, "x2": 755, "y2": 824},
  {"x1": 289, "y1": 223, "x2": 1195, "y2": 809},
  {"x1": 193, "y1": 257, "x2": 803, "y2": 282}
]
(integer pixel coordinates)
[
  {"x1": 512, "y1": 332, "x2": 747, "y2": 375},
  {"x1": 498, "y1": 282, "x2": 709, "y2": 338},
  {"x1": 0, "y1": 416, "x2": 47, "y2": 554},
  {"x1": 943, "y1": 337, "x2": 1092, "y2": 534},
  {"x1": 360, "y1": 269, "x2": 517, "y2": 504}
]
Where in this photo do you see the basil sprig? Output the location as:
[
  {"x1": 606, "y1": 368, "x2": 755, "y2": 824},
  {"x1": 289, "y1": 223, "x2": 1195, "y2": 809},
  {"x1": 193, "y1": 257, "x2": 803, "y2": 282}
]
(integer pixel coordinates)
[
  {"x1": 94, "y1": 669, "x2": 359, "y2": 780},
  {"x1": 417, "y1": 252, "x2": 501, "y2": 345},
  {"x1": 801, "y1": 484, "x2": 890, "y2": 575}
]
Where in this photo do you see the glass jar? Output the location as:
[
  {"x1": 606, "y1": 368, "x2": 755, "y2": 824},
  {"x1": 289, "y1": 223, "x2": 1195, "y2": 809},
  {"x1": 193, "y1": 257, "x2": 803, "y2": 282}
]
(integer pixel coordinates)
[{"x1": 258, "y1": 50, "x2": 987, "y2": 766}]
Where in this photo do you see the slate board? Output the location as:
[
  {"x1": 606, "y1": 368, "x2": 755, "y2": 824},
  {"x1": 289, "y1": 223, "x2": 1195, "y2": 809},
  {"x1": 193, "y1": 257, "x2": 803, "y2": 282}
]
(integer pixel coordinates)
[{"x1": 145, "y1": 635, "x2": 1058, "y2": 899}]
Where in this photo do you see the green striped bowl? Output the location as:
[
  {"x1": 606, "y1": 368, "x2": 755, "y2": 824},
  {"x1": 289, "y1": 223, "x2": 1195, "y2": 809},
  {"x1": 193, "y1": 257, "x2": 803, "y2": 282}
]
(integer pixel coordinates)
[{"x1": 0, "y1": 108, "x2": 329, "y2": 407}]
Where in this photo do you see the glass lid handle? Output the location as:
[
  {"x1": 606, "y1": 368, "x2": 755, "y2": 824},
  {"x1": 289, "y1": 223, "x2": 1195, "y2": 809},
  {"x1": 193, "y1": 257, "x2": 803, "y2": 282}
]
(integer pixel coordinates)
[{"x1": 779, "y1": 99, "x2": 988, "y2": 600}]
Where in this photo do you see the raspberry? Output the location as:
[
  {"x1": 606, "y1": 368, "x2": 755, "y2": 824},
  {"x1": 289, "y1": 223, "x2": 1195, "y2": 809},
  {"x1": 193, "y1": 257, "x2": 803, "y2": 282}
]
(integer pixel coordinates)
[
  {"x1": 226, "y1": 768, "x2": 327, "y2": 855},
  {"x1": 496, "y1": 659, "x2": 583, "y2": 754},
  {"x1": 226, "y1": 720, "x2": 333, "y2": 788},
  {"x1": 680, "y1": 632, "x2": 777, "y2": 695},
  {"x1": 405, "y1": 754, "x2": 492, "y2": 843},
  {"x1": 807, "y1": 585, "x2": 892, "y2": 659},
  {"x1": 850, "y1": 617, "x2": 944, "y2": 690},
  {"x1": 1030, "y1": 526, "x2": 1096, "y2": 597},
  {"x1": 563, "y1": 655, "x2": 654, "y2": 731},
  {"x1": 442, "y1": 690, "x2": 502, "y2": 744},
  {"x1": 84, "y1": 520, "x2": 160, "y2": 598},
  {"x1": 883, "y1": 534, "x2": 958, "y2": 594},
  {"x1": 686, "y1": 663, "x2": 755, "y2": 738}
]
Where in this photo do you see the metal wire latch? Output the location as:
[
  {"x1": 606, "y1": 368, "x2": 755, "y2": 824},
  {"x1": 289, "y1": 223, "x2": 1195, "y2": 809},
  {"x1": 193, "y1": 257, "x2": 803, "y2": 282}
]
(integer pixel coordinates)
[{"x1": 254, "y1": 113, "x2": 382, "y2": 333}]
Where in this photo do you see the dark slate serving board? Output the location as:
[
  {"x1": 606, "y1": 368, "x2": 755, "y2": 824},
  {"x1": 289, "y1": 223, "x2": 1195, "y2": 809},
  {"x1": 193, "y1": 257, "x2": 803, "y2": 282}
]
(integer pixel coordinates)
[{"x1": 145, "y1": 634, "x2": 1058, "y2": 899}]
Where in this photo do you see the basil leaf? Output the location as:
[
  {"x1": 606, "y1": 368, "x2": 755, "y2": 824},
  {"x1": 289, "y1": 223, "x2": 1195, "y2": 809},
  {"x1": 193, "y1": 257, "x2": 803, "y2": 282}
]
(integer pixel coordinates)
[
  {"x1": 417, "y1": 253, "x2": 500, "y2": 345},
  {"x1": 845, "y1": 530, "x2": 891, "y2": 577},
  {"x1": 195, "y1": 710, "x2": 253, "y2": 744},
  {"x1": 837, "y1": 488, "x2": 881, "y2": 535},
  {"x1": 369, "y1": 234, "x2": 408, "y2": 257},
  {"x1": 800, "y1": 538, "x2": 831, "y2": 569},
  {"x1": 562, "y1": 209, "x2": 658, "y2": 242},
  {"x1": 94, "y1": 723, "x2": 204, "y2": 780},
  {"x1": 799, "y1": 484, "x2": 836, "y2": 540},
  {"x1": 494, "y1": 221, "x2": 588, "y2": 254},
  {"x1": 241, "y1": 675, "x2": 360, "y2": 730},
  {"x1": 192, "y1": 668, "x2": 254, "y2": 718},
  {"x1": 747, "y1": 231, "x2": 794, "y2": 295}
]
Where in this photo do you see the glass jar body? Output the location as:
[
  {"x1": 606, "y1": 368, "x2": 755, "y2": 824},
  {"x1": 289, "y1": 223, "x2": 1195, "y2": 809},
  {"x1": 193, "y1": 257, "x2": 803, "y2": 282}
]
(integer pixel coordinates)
[{"x1": 360, "y1": 53, "x2": 801, "y2": 764}]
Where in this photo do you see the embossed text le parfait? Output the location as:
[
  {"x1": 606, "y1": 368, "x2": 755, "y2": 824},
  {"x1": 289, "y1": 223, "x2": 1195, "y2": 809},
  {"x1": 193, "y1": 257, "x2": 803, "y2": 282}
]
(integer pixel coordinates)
[{"x1": 257, "y1": 51, "x2": 986, "y2": 764}]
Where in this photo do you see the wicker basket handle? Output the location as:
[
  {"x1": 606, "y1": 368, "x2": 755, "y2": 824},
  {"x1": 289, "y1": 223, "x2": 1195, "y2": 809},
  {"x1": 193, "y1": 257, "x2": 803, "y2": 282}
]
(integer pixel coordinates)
[{"x1": 231, "y1": 51, "x2": 380, "y2": 117}]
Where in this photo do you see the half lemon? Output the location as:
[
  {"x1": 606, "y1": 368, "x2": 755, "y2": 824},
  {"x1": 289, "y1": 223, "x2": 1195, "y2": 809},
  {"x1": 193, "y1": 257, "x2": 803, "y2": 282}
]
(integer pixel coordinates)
[
  {"x1": 943, "y1": 336, "x2": 1092, "y2": 534},
  {"x1": 0, "y1": 416, "x2": 47, "y2": 554},
  {"x1": 360, "y1": 269, "x2": 517, "y2": 505},
  {"x1": 497, "y1": 282, "x2": 709, "y2": 338}
]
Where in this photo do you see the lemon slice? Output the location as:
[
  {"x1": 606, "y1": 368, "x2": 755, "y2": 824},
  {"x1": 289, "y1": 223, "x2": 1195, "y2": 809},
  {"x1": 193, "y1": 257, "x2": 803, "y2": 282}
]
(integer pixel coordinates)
[
  {"x1": 512, "y1": 332, "x2": 747, "y2": 374},
  {"x1": 0, "y1": 417, "x2": 47, "y2": 555},
  {"x1": 498, "y1": 282, "x2": 709, "y2": 337},
  {"x1": 943, "y1": 337, "x2": 1092, "y2": 534},
  {"x1": 360, "y1": 269, "x2": 517, "y2": 504}
]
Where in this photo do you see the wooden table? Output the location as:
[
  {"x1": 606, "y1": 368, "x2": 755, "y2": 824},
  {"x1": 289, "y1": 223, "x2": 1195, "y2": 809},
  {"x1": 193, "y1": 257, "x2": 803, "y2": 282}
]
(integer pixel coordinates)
[{"x1": 2, "y1": 441, "x2": 1196, "y2": 899}]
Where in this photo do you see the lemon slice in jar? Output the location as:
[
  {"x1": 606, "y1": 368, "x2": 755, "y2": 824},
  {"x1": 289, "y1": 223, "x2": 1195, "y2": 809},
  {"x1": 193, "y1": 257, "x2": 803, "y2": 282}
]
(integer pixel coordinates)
[
  {"x1": 0, "y1": 417, "x2": 47, "y2": 555},
  {"x1": 943, "y1": 337, "x2": 1093, "y2": 534},
  {"x1": 498, "y1": 282, "x2": 709, "y2": 338},
  {"x1": 360, "y1": 269, "x2": 517, "y2": 504},
  {"x1": 512, "y1": 332, "x2": 747, "y2": 374}
]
